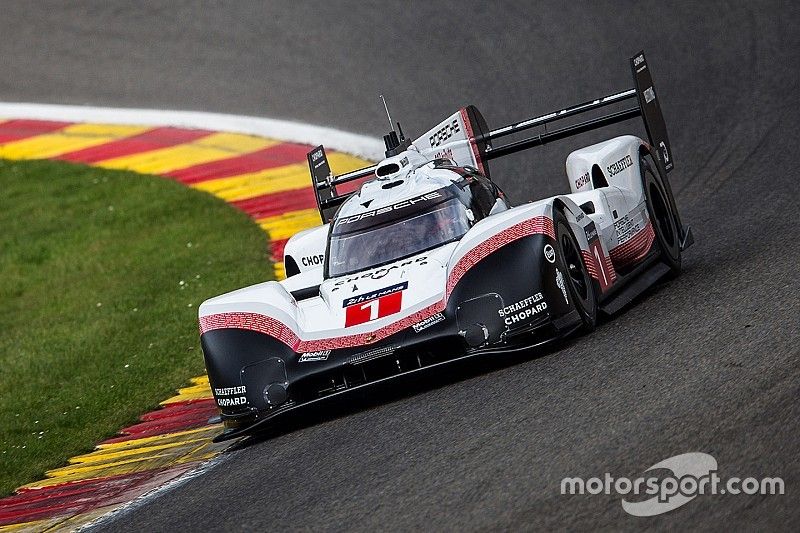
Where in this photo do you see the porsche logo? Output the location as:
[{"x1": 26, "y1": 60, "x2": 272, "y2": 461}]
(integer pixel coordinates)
[{"x1": 364, "y1": 333, "x2": 377, "y2": 343}]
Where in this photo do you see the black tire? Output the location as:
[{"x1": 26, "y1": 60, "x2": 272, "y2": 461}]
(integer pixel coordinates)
[
  {"x1": 640, "y1": 155, "x2": 681, "y2": 274},
  {"x1": 554, "y1": 209, "x2": 597, "y2": 331}
]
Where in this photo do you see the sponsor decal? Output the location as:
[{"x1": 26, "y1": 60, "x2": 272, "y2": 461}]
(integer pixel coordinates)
[
  {"x1": 337, "y1": 191, "x2": 443, "y2": 225},
  {"x1": 575, "y1": 171, "x2": 590, "y2": 190},
  {"x1": 429, "y1": 118, "x2": 461, "y2": 148},
  {"x1": 607, "y1": 154, "x2": 633, "y2": 177},
  {"x1": 434, "y1": 147, "x2": 454, "y2": 161},
  {"x1": 214, "y1": 386, "x2": 246, "y2": 396},
  {"x1": 412, "y1": 312, "x2": 445, "y2": 332},
  {"x1": 301, "y1": 254, "x2": 324, "y2": 267},
  {"x1": 544, "y1": 244, "x2": 556, "y2": 264},
  {"x1": 498, "y1": 292, "x2": 548, "y2": 326},
  {"x1": 576, "y1": 211, "x2": 585, "y2": 222},
  {"x1": 310, "y1": 148, "x2": 323, "y2": 162},
  {"x1": 343, "y1": 282, "x2": 407, "y2": 307},
  {"x1": 644, "y1": 86, "x2": 656, "y2": 104},
  {"x1": 214, "y1": 385, "x2": 247, "y2": 408},
  {"x1": 634, "y1": 54, "x2": 647, "y2": 73},
  {"x1": 659, "y1": 141, "x2": 670, "y2": 165},
  {"x1": 344, "y1": 282, "x2": 407, "y2": 327},
  {"x1": 614, "y1": 215, "x2": 642, "y2": 244},
  {"x1": 298, "y1": 350, "x2": 331, "y2": 362},
  {"x1": 584, "y1": 222, "x2": 599, "y2": 242},
  {"x1": 334, "y1": 256, "x2": 427, "y2": 284},
  {"x1": 555, "y1": 268, "x2": 569, "y2": 304},
  {"x1": 217, "y1": 397, "x2": 247, "y2": 407}
]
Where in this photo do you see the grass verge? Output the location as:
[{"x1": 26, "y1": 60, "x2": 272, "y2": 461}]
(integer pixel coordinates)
[{"x1": 0, "y1": 158, "x2": 272, "y2": 495}]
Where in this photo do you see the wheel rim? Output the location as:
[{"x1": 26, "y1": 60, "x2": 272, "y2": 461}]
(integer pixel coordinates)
[{"x1": 560, "y1": 232, "x2": 588, "y2": 301}]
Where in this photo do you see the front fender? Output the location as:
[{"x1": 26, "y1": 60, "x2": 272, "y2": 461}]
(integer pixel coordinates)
[{"x1": 446, "y1": 232, "x2": 574, "y2": 346}]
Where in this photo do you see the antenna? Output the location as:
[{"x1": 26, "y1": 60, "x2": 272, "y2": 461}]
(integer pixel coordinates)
[
  {"x1": 379, "y1": 94, "x2": 394, "y2": 132},
  {"x1": 379, "y1": 94, "x2": 411, "y2": 158}
]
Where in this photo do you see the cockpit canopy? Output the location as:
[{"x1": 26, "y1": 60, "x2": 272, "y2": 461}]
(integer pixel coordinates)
[{"x1": 326, "y1": 170, "x2": 508, "y2": 278}]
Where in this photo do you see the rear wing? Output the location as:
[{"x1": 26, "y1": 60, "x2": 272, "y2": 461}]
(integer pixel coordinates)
[{"x1": 309, "y1": 50, "x2": 673, "y2": 223}]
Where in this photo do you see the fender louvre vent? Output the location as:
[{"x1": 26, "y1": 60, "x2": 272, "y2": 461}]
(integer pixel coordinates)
[
  {"x1": 290, "y1": 285, "x2": 320, "y2": 301},
  {"x1": 381, "y1": 180, "x2": 404, "y2": 189},
  {"x1": 376, "y1": 163, "x2": 400, "y2": 177}
]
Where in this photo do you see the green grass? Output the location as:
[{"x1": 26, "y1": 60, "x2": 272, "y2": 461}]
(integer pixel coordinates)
[{"x1": 0, "y1": 158, "x2": 273, "y2": 496}]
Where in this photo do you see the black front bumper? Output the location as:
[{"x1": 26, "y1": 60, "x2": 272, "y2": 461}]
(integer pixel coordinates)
[{"x1": 211, "y1": 315, "x2": 578, "y2": 442}]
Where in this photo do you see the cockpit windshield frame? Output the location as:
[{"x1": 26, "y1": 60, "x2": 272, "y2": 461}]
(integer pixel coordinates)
[{"x1": 325, "y1": 187, "x2": 470, "y2": 278}]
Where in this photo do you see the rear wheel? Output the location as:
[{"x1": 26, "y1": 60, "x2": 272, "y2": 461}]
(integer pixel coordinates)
[
  {"x1": 640, "y1": 155, "x2": 681, "y2": 274},
  {"x1": 554, "y1": 209, "x2": 597, "y2": 331}
]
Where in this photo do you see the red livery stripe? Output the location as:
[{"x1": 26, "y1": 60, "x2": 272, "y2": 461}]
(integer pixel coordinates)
[
  {"x1": 581, "y1": 249, "x2": 618, "y2": 285},
  {"x1": 447, "y1": 216, "x2": 554, "y2": 295},
  {"x1": 609, "y1": 221, "x2": 655, "y2": 268},
  {"x1": 200, "y1": 312, "x2": 301, "y2": 349}
]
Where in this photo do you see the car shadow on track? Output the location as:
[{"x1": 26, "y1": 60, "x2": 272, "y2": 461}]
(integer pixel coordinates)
[{"x1": 227, "y1": 337, "x2": 573, "y2": 451}]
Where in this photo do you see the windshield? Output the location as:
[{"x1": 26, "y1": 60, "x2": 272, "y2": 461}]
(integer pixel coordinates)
[{"x1": 327, "y1": 198, "x2": 470, "y2": 277}]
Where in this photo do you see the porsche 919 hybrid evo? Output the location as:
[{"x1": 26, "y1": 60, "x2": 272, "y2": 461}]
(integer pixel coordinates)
[{"x1": 199, "y1": 51, "x2": 694, "y2": 441}]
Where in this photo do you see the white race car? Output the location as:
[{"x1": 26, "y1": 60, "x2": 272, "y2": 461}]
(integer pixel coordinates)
[{"x1": 199, "y1": 51, "x2": 693, "y2": 441}]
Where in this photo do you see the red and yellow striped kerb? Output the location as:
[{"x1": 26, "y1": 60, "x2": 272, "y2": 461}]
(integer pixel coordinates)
[{"x1": 0, "y1": 118, "x2": 371, "y2": 532}]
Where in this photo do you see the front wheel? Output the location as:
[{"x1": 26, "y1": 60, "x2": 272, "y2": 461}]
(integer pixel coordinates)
[{"x1": 554, "y1": 209, "x2": 597, "y2": 331}]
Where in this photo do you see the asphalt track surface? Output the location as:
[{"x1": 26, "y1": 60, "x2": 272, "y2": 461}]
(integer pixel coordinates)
[{"x1": 3, "y1": 1, "x2": 799, "y2": 530}]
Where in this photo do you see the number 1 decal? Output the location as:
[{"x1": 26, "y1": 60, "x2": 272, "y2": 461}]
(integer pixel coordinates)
[
  {"x1": 589, "y1": 239, "x2": 611, "y2": 292},
  {"x1": 344, "y1": 290, "x2": 404, "y2": 327},
  {"x1": 360, "y1": 299, "x2": 380, "y2": 321}
]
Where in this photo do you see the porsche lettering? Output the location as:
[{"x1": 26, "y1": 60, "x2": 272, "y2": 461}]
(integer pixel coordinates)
[
  {"x1": 429, "y1": 119, "x2": 461, "y2": 147},
  {"x1": 337, "y1": 191, "x2": 442, "y2": 225},
  {"x1": 614, "y1": 215, "x2": 641, "y2": 243}
]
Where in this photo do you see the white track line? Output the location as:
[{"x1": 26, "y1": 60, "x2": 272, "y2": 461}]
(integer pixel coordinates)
[
  {"x1": 0, "y1": 102, "x2": 385, "y2": 160},
  {"x1": 74, "y1": 453, "x2": 234, "y2": 532}
]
